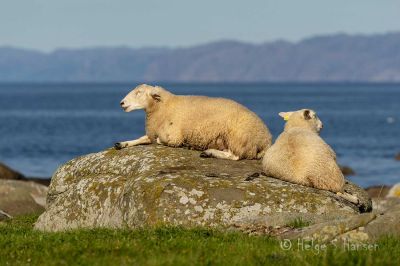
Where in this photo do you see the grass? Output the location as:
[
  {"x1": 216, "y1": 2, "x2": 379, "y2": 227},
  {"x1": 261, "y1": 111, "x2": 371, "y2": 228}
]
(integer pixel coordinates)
[
  {"x1": 286, "y1": 217, "x2": 311, "y2": 229},
  {"x1": 0, "y1": 215, "x2": 399, "y2": 266}
]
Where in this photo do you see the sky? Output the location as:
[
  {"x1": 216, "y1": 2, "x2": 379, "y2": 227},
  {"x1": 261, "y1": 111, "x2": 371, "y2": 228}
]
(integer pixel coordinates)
[{"x1": 0, "y1": 0, "x2": 399, "y2": 51}]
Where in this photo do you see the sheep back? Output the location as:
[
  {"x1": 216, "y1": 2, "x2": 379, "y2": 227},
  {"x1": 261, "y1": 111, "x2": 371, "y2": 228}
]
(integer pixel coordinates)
[
  {"x1": 262, "y1": 128, "x2": 344, "y2": 192},
  {"x1": 146, "y1": 95, "x2": 272, "y2": 159}
]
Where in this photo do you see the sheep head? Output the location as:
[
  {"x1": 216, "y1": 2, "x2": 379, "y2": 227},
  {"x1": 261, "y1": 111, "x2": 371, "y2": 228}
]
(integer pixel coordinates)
[
  {"x1": 120, "y1": 84, "x2": 163, "y2": 112},
  {"x1": 279, "y1": 109, "x2": 323, "y2": 133}
]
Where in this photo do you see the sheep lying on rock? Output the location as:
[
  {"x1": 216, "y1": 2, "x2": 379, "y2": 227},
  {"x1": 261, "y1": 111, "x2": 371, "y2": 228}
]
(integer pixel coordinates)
[
  {"x1": 262, "y1": 109, "x2": 359, "y2": 204},
  {"x1": 115, "y1": 84, "x2": 272, "y2": 160}
]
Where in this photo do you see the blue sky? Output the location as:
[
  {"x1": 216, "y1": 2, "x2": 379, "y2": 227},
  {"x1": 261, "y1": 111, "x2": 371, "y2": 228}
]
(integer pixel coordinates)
[{"x1": 1, "y1": 0, "x2": 399, "y2": 51}]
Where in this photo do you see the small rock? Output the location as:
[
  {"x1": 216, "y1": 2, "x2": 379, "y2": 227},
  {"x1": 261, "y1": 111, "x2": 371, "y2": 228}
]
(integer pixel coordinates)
[
  {"x1": 340, "y1": 165, "x2": 355, "y2": 176},
  {"x1": 0, "y1": 162, "x2": 25, "y2": 180},
  {"x1": 0, "y1": 180, "x2": 48, "y2": 216},
  {"x1": 387, "y1": 183, "x2": 400, "y2": 198},
  {"x1": 365, "y1": 185, "x2": 390, "y2": 198},
  {"x1": 0, "y1": 162, "x2": 50, "y2": 186}
]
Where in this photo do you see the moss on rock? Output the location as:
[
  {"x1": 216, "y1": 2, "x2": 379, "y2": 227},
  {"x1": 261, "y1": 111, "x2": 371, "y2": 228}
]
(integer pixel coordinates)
[{"x1": 35, "y1": 145, "x2": 371, "y2": 232}]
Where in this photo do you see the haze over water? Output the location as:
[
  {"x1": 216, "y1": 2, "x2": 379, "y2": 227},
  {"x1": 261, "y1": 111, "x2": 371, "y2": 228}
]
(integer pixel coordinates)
[{"x1": 0, "y1": 82, "x2": 399, "y2": 187}]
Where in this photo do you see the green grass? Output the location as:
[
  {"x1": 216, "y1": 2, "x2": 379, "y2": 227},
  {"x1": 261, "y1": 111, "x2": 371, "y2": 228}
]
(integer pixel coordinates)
[
  {"x1": 0, "y1": 215, "x2": 399, "y2": 266},
  {"x1": 286, "y1": 217, "x2": 311, "y2": 229}
]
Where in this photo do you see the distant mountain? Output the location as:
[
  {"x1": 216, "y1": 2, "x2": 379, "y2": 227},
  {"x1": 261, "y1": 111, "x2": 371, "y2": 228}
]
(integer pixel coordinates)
[{"x1": 1, "y1": 32, "x2": 400, "y2": 82}]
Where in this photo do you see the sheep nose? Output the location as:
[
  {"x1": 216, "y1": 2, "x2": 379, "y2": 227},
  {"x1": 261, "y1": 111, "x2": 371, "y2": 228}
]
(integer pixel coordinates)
[{"x1": 120, "y1": 101, "x2": 125, "y2": 107}]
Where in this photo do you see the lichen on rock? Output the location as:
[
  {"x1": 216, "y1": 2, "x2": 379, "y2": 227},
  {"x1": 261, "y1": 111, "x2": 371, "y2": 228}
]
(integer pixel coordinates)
[{"x1": 35, "y1": 145, "x2": 372, "y2": 232}]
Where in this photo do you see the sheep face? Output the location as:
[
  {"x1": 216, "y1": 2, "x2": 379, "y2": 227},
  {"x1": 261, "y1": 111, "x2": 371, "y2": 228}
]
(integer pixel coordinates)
[
  {"x1": 279, "y1": 109, "x2": 323, "y2": 133},
  {"x1": 120, "y1": 84, "x2": 161, "y2": 112}
]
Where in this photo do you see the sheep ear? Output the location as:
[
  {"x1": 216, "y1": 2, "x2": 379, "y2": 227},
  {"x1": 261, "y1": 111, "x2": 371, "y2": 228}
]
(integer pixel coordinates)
[
  {"x1": 279, "y1": 112, "x2": 292, "y2": 121},
  {"x1": 151, "y1": 93, "x2": 161, "y2": 102},
  {"x1": 303, "y1": 109, "x2": 312, "y2": 120}
]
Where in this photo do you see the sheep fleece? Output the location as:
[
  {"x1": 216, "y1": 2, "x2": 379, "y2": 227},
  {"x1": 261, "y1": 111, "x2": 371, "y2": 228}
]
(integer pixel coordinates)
[
  {"x1": 262, "y1": 115, "x2": 344, "y2": 192},
  {"x1": 146, "y1": 92, "x2": 272, "y2": 159}
]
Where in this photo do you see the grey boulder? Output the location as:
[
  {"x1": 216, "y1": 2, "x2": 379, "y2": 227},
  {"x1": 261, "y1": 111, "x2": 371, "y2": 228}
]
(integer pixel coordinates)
[
  {"x1": 35, "y1": 145, "x2": 371, "y2": 232},
  {"x1": 0, "y1": 179, "x2": 48, "y2": 218}
]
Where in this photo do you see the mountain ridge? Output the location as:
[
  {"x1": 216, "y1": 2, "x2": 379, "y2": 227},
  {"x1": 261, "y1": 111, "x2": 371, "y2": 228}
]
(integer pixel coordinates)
[{"x1": 1, "y1": 32, "x2": 399, "y2": 82}]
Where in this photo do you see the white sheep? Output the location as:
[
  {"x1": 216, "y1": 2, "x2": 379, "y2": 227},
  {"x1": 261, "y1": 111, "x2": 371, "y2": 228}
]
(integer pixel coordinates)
[
  {"x1": 115, "y1": 84, "x2": 272, "y2": 160},
  {"x1": 262, "y1": 109, "x2": 359, "y2": 204}
]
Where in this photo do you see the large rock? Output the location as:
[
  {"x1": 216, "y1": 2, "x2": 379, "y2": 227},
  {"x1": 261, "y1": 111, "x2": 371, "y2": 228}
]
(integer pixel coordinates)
[
  {"x1": 0, "y1": 180, "x2": 48, "y2": 218},
  {"x1": 35, "y1": 145, "x2": 371, "y2": 232}
]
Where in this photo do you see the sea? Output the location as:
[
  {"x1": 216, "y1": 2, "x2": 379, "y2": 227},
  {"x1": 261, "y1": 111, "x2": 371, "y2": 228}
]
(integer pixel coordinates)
[{"x1": 0, "y1": 83, "x2": 399, "y2": 188}]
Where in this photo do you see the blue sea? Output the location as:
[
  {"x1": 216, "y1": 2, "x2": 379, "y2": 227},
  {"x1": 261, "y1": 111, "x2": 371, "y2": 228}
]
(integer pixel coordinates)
[{"x1": 0, "y1": 83, "x2": 399, "y2": 187}]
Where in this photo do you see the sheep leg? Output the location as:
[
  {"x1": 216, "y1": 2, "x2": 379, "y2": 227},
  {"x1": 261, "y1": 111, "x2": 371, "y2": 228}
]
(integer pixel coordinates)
[
  {"x1": 337, "y1": 192, "x2": 359, "y2": 205},
  {"x1": 200, "y1": 149, "x2": 239, "y2": 161},
  {"x1": 114, "y1": 135, "x2": 152, "y2": 150}
]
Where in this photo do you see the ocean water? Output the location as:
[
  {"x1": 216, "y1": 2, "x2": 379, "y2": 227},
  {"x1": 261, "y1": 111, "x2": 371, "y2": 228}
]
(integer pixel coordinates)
[{"x1": 0, "y1": 83, "x2": 399, "y2": 188}]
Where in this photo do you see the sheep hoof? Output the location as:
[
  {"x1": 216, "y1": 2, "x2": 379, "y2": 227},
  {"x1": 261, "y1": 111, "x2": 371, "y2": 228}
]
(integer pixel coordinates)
[
  {"x1": 114, "y1": 142, "x2": 124, "y2": 150},
  {"x1": 200, "y1": 151, "x2": 212, "y2": 158}
]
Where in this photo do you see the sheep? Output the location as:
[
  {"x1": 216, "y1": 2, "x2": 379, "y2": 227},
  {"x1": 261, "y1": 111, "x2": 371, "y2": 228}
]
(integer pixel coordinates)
[
  {"x1": 114, "y1": 84, "x2": 272, "y2": 160},
  {"x1": 262, "y1": 109, "x2": 359, "y2": 204}
]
